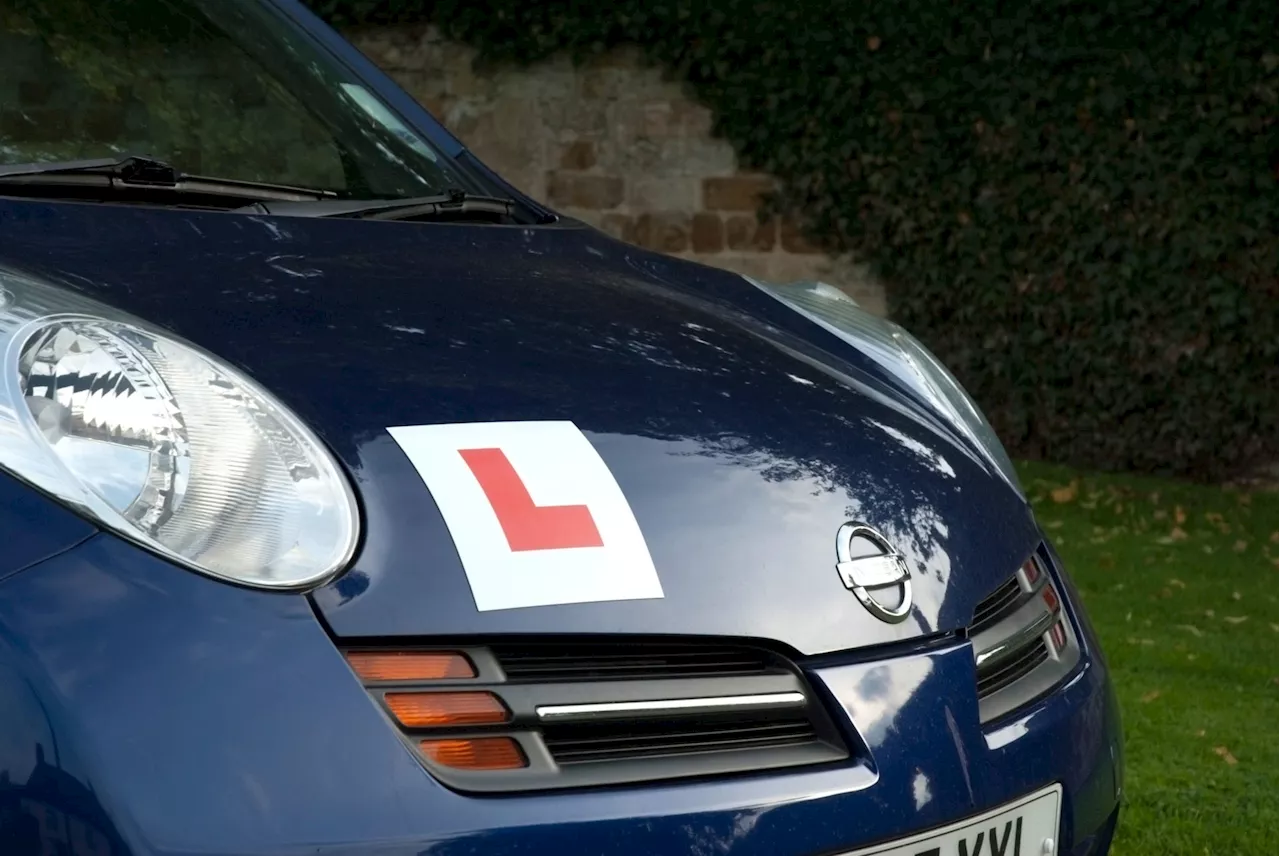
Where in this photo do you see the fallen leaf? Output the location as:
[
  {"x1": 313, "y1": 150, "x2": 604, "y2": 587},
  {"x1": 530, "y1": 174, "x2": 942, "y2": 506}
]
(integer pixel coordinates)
[
  {"x1": 1272, "y1": 531, "x2": 1278, "y2": 543},
  {"x1": 1187, "y1": 653, "x2": 1197, "y2": 661},
  {"x1": 1044, "y1": 519, "x2": 1064, "y2": 530},
  {"x1": 1170, "y1": 527, "x2": 1188, "y2": 541},
  {"x1": 1234, "y1": 540, "x2": 1248, "y2": 552},
  {"x1": 1176, "y1": 624, "x2": 1203, "y2": 637},
  {"x1": 1140, "y1": 690, "x2": 1161, "y2": 703},
  {"x1": 1196, "y1": 729, "x2": 1206, "y2": 737},
  {"x1": 866, "y1": 35, "x2": 882, "y2": 50},
  {"x1": 1174, "y1": 506, "x2": 1187, "y2": 524},
  {"x1": 1051, "y1": 481, "x2": 1079, "y2": 503},
  {"x1": 1224, "y1": 616, "x2": 1248, "y2": 625},
  {"x1": 1206, "y1": 512, "x2": 1225, "y2": 525},
  {"x1": 1169, "y1": 578, "x2": 1186, "y2": 588},
  {"x1": 1205, "y1": 609, "x2": 1216, "y2": 618},
  {"x1": 1231, "y1": 591, "x2": 1241, "y2": 600},
  {"x1": 1213, "y1": 746, "x2": 1238, "y2": 765},
  {"x1": 1202, "y1": 545, "x2": 1215, "y2": 554}
]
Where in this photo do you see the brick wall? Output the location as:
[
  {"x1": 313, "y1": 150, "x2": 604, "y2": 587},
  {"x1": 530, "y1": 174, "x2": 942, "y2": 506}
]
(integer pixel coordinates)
[{"x1": 348, "y1": 25, "x2": 885, "y2": 315}]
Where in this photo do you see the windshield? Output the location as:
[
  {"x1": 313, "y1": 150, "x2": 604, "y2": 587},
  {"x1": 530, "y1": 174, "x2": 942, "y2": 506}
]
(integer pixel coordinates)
[{"x1": 0, "y1": 0, "x2": 473, "y2": 199}]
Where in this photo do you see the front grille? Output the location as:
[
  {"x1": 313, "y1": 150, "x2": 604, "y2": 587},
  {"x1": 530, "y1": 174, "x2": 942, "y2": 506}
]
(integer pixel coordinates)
[
  {"x1": 343, "y1": 638, "x2": 848, "y2": 793},
  {"x1": 969, "y1": 548, "x2": 1082, "y2": 724},
  {"x1": 975, "y1": 638, "x2": 1049, "y2": 697}
]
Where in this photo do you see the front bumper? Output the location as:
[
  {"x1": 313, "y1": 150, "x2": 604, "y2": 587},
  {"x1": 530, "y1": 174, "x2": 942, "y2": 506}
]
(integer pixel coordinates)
[{"x1": 0, "y1": 533, "x2": 1121, "y2": 856}]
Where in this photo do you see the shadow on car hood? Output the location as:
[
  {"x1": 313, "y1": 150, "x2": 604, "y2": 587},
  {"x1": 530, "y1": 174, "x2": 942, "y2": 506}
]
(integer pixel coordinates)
[{"x1": 0, "y1": 199, "x2": 1038, "y2": 655}]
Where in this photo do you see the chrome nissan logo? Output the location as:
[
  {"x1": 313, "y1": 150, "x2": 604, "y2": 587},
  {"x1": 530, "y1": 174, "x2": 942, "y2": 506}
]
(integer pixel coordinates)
[{"x1": 835, "y1": 523, "x2": 912, "y2": 623}]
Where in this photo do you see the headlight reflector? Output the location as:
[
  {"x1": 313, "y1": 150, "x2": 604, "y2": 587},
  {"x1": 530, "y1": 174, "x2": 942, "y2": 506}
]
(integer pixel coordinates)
[{"x1": 0, "y1": 269, "x2": 358, "y2": 589}]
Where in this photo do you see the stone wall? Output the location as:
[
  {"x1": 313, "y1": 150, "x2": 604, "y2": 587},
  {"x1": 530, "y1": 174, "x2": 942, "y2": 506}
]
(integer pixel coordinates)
[{"x1": 348, "y1": 25, "x2": 885, "y2": 315}]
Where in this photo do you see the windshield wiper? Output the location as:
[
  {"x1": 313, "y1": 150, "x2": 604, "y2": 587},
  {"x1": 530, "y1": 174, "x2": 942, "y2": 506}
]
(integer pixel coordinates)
[
  {"x1": 0, "y1": 155, "x2": 337, "y2": 205},
  {"x1": 237, "y1": 188, "x2": 523, "y2": 223}
]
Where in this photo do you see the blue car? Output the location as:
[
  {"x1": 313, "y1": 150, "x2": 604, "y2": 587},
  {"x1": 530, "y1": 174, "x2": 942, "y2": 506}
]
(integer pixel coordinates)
[{"x1": 0, "y1": 2, "x2": 1122, "y2": 854}]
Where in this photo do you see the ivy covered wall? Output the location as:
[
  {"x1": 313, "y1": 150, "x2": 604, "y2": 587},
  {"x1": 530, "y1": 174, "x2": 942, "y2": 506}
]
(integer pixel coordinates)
[{"x1": 313, "y1": 0, "x2": 1277, "y2": 481}]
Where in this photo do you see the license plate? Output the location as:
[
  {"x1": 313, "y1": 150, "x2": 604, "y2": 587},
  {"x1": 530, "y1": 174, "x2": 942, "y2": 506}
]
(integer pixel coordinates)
[{"x1": 840, "y1": 783, "x2": 1062, "y2": 856}]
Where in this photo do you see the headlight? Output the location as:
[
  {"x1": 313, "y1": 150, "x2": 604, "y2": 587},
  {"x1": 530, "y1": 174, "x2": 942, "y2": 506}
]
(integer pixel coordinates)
[
  {"x1": 746, "y1": 277, "x2": 1023, "y2": 495},
  {"x1": 0, "y1": 267, "x2": 359, "y2": 589}
]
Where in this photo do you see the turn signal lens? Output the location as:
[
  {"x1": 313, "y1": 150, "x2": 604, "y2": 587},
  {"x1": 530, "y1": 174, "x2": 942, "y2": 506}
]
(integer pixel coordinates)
[
  {"x1": 1021, "y1": 558, "x2": 1041, "y2": 587},
  {"x1": 346, "y1": 651, "x2": 475, "y2": 682},
  {"x1": 385, "y1": 691, "x2": 509, "y2": 727},
  {"x1": 1042, "y1": 586, "x2": 1060, "y2": 613},
  {"x1": 421, "y1": 737, "x2": 527, "y2": 770}
]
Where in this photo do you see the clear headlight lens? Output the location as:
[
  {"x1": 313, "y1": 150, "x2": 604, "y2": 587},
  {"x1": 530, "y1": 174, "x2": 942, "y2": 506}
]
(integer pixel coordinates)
[
  {"x1": 0, "y1": 267, "x2": 358, "y2": 588},
  {"x1": 746, "y1": 277, "x2": 1023, "y2": 495}
]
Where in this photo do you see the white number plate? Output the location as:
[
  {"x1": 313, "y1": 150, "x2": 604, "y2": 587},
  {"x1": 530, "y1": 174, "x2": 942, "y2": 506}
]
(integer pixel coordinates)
[{"x1": 839, "y1": 783, "x2": 1062, "y2": 856}]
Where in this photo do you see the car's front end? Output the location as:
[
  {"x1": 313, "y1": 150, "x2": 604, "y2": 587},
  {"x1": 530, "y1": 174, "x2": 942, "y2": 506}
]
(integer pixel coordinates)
[{"x1": 0, "y1": 2, "x2": 1121, "y2": 855}]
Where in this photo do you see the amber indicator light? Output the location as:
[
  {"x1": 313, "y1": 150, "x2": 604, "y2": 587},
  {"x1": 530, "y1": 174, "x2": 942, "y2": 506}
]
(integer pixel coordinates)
[
  {"x1": 385, "y1": 691, "x2": 510, "y2": 728},
  {"x1": 420, "y1": 737, "x2": 527, "y2": 771},
  {"x1": 346, "y1": 651, "x2": 476, "y2": 682}
]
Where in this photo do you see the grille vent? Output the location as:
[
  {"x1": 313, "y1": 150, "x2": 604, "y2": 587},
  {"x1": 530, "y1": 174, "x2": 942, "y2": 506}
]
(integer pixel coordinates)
[
  {"x1": 975, "y1": 638, "x2": 1050, "y2": 698},
  {"x1": 970, "y1": 549, "x2": 1082, "y2": 724},
  {"x1": 971, "y1": 577, "x2": 1025, "y2": 634},
  {"x1": 489, "y1": 641, "x2": 777, "y2": 682},
  {"x1": 344, "y1": 638, "x2": 848, "y2": 793}
]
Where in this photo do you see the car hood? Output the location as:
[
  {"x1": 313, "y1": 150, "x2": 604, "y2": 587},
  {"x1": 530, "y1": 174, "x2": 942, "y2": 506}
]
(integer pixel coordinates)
[{"x1": 0, "y1": 199, "x2": 1038, "y2": 655}]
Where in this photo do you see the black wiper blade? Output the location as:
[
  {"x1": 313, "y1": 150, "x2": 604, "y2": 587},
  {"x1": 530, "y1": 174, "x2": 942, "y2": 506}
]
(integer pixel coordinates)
[
  {"x1": 238, "y1": 188, "x2": 519, "y2": 222},
  {"x1": 0, "y1": 155, "x2": 337, "y2": 204},
  {"x1": 0, "y1": 156, "x2": 144, "y2": 179}
]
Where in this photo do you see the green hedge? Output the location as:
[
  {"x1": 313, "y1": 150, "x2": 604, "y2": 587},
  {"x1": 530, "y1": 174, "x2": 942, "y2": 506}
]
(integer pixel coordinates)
[{"x1": 310, "y1": 0, "x2": 1277, "y2": 481}]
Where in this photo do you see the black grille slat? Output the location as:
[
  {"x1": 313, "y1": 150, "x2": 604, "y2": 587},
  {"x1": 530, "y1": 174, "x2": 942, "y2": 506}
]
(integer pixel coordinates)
[
  {"x1": 491, "y1": 643, "x2": 777, "y2": 681},
  {"x1": 976, "y1": 639, "x2": 1049, "y2": 698},
  {"x1": 546, "y1": 721, "x2": 817, "y2": 764}
]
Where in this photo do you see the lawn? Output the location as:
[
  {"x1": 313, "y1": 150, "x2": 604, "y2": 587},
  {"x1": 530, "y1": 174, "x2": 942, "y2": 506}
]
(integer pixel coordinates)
[{"x1": 1018, "y1": 462, "x2": 1278, "y2": 856}]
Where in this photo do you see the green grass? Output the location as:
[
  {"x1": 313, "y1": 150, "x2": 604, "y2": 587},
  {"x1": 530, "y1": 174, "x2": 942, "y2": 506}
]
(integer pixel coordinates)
[{"x1": 1018, "y1": 461, "x2": 1278, "y2": 856}]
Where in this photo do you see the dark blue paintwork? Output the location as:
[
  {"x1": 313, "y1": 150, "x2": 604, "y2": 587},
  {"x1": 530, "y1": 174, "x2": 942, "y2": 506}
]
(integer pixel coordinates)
[
  {"x1": 0, "y1": 1, "x2": 1120, "y2": 853},
  {"x1": 0, "y1": 197, "x2": 1037, "y2": 655},
  {"x1": 0, "y1": 470, "x2": 96, "y2": 584},
  {"x1": 0, "y1": 530, "x2": 1119, "y2": 856}
]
